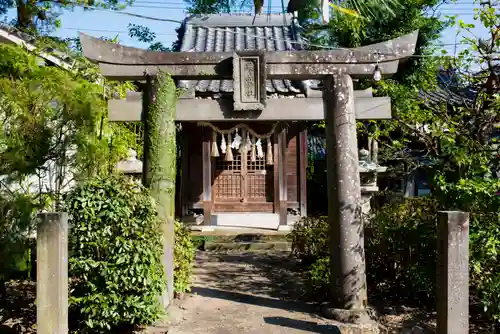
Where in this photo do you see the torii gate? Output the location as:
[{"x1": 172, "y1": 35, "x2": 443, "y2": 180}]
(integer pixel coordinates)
[{"x1": 79, "y1": 31, "x2": 417, "y2": 323}]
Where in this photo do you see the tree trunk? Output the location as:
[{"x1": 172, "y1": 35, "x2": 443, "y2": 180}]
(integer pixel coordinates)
[
  {"x1": 15, "y1": 0, "x2": 36, "y2": 31},
  {"x1": 253, "y1": 0, "x2": 264, "y2": 14}
]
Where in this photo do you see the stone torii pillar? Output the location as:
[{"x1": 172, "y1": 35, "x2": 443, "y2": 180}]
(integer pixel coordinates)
[
  {"x1": 79, "y1": 32, "x2": 418, "y2": 319},
  {"x1": 323, "y1": 74, "x2": 370, "y2": 320}
]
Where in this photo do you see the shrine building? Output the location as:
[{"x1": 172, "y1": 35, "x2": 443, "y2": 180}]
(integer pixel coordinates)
[
  {"x1": 168, "y1": 13, "x2": 384, "y2": 229},
  {"x1": 104, "y1": 13, "x2": 407, "y2": 230},
  {"x1": 177, "y1": 14, "x2": 308, "y2": 230}
]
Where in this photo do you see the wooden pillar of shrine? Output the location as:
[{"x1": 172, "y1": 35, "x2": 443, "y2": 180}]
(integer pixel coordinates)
[
  {"x1": 298, "y1": 128, "x2": 308, "y2": 217},
  {"x1": 202, "y1": 127, "x2": 213, "y2": 225},
  {"x1": 276, "y1": 127, "x2": 287, "y2": 225}
]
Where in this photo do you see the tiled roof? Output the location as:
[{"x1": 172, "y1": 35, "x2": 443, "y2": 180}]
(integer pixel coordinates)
[
  {"x1": 418, "y1": 70, "x2": 475, "y2": 107},
  {"x1": 0, "y1": 23, "x2": 74, "y2": 69},
  {"x1": 418, "y1": 86, "x2": 469, "y2": 106},
  {"x1": 177, "y1": 14, "x2": 306, "y2": 96}
]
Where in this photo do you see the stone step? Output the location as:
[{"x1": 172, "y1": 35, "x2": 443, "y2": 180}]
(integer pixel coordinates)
[
  {"x1": 204, "y1": 241, "x2": 291, "y2": 252},
  {"x1": 192, "y1": 232, "x2": 288, "y2": 243},
  {"x1": 191, "y1": 228, "x2": 291, "y2": 252}
]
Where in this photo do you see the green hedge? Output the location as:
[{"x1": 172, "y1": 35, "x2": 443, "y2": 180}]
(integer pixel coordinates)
[
  {"x1": 0, "y1": 193, "x2": 38, "y2": 293},
  {"x1": 174, "y1": 221, "x2": 195, "y2": 294},
  {"x1": 365, "y1": 197, "x2": 439, "y2": 303},
  {"x1": 287, "y1": 216, "x2": 329, "y2": 266},
  {"x1": 289, "y1": 195, "x2": 500, "y2": 322},
  {"x1": 290, "y1": 199, "x2": 440, "y2": 303},
  {"x1": 67, "y1": 175, "x2": 165, "y2": 332}
]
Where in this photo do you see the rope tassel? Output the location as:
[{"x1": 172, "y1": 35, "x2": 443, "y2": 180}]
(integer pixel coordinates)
[
  {"x1": 239, "y1": 129, "x2": 247, "y2": 154},
  {"x1": 246, "y1": 131, "x2": 251, "y2": 152},
  {"x1": 211, "y1": 131, "x2": 219, "y2": 157},
  {"x1": 225, "y1": 133, "x2": 233, "y2": 161},
  {"x1": 266, "y1": 139, "x2": 273, "y2": 165},
  {"x1": 250, "y1": 136, "x2": 256, "y2": 162}
]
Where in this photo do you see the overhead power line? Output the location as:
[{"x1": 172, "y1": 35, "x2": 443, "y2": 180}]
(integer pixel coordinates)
[
  {"x1": 50, "y1": 1, "x2": 499, "y2": 59},
  {"x1": 122, "y1": 4, "x2": 479, "y2": 13},
  {"x1": 80, "y1": 1, "x2": 483, "y2": 13},
  {"x1": 59, "y1": 26, "x2": 479, "y2": 48},
  {"x1": 130, "y1": 0, "x2": 483, "y2": 5},
  {"x1": 60, "y1": 27, "x2": 179, "y2": 36}
]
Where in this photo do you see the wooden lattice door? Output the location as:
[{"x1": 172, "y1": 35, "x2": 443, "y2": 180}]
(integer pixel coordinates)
[{"x1": 213, "y1": 148, "x2": 274, "y2": 212}]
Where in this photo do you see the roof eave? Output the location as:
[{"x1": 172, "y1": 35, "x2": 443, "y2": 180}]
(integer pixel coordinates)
[{"x1": 0, "y1": 25, "x2": 73, "y2": 71}]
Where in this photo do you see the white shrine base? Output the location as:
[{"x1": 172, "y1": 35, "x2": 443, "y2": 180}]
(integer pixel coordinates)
[
  {"x1": 185, "y1": 213, "x2": 299, "y2": 232},
  {"x1": 211, "y1": 213, "x2": 280, "y2": 230}
]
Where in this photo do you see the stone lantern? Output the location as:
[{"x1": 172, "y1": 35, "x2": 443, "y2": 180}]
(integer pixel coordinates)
[
  {"x1": 359, "y1": 148, "x2": 387, "y2": 215},
  {"x1": 116, "y1": 149, "x2": 143, "y2": 182}
]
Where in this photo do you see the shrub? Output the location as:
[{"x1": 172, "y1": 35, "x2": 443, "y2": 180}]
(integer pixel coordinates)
[
  {"x1": 370, "y1": 191, "x2": 500, "y2": 320},
  {"x1": 0, "y1": 192, "x2": 38, "y2": 294},
  {"x1": 365, "y1": 197, "x2": 439, "y2": 304},
  {"x1": 289, "y1": 177, "x2": 500, "y2": 328},
  {"x1": 287, "y1": 216, "x2": 330, "y2": 300},
  {"x1": 288, "y1": 199, "x2": 440, "y2": 304},
  {"x1": 304, "y1": 256, "x2": 330, "y2": 300},
  {"x1": 290, "y1": 193, "x2": 500, "y2": 324},
  {"x1": 67, "y1": 175, "x2": 165, "y2": 332},
  {"x1": 449, "y1": 180, "x2": 500, "y2": 322},
  {"x1": 472, "y1": 212, "x2": 500, "y2": 322},
  {"x1": 287, "y1": 216, "x2": 329, "y2": 266},
  {"x1": 174, "y1": 221, "x2": 195, "y2": 294}
]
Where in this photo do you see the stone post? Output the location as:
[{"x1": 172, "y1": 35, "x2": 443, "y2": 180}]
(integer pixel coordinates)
[
  {"x1": 323, "y1": 74, "x2": 371, "y2": 323},
  {"x1": 437, "y1": 211, "x2": 469, "y2": 334},
  {"x1": 37, "y1": 212, "x2": 68, "y2": 334}
]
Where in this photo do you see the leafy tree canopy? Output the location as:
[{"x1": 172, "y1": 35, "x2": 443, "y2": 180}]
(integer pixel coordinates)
[
  {"x1": 298, "y1": 0, "x2": 498, "y2": 209},
  {"x1": 1, "y1": 0, "x2": 133, "y2": 33},
  {"x1": 373, "y1": 0, "x2": 500, "y2": 207},
  {"x1": 128, "y1": 23, "x2": 171, "y2": 51},
  {"x1": 184, "y1": 0, "x2": 252, "y2": 14},
  {"x1": 0, "y1": 41, "x2": 136, "y2": 206}
]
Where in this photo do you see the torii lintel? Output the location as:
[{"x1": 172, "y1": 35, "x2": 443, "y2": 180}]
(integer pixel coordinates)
[{"x1": 79, "y1": 31, "x2": 418, "y2": 81}]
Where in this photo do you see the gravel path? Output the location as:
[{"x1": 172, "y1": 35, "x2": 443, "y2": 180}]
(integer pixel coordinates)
[
  {"x1": 166, "y1": 251, "x2": 341, "y2": 334},
  {"x1": 0, "y1": 251, "x2": 494, "y2": 333},
  {"x1": 159, "y1": 251, "x2": 443, "y2": 334}
]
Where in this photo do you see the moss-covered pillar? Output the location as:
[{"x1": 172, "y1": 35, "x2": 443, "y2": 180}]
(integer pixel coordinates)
[
  {"x1": 322, "y1": 74, "x2": 372, "y2": 324},
  {"x1": 143, "y1": 72, "x2": 177, "y2": 308}
]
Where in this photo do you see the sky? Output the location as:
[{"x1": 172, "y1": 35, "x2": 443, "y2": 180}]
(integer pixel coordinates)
[{"x1": 5, "y1": 0, "x2": 490, "y2": 52}]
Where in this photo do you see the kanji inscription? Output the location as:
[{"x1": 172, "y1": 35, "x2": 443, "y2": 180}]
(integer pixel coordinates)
[
  {"x1": 242, "y1": 58, "x2": 257, "y2": 102},
  {"x1": 233, "y1": 51, "x2": 266, "y2": 111}
]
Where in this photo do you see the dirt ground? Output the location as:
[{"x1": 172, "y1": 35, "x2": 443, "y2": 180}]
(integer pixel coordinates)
[
  {"x1": 1, "y1": 251, "x2": 495, "y2": 333},
  {"x1": 0, "y1": 280, "x2": 36, "y2": 333},
  {"x1": 150, "y1": 251, "x2": 441, "y2": 334}
]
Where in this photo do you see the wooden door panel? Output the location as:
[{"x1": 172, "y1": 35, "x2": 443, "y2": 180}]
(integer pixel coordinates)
[
  {"x1": 214, "y1": 152, "x2": 243, "y2": 202},
  {"x1": 213, "y1": 173, "x2": 242, "y2": 201},
  {"x1": 213, "y1": 141, "x2": 274, "y2": 211},
  {"x1": 247, "y1": 173, "x2": 266, "y2": 201}
]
